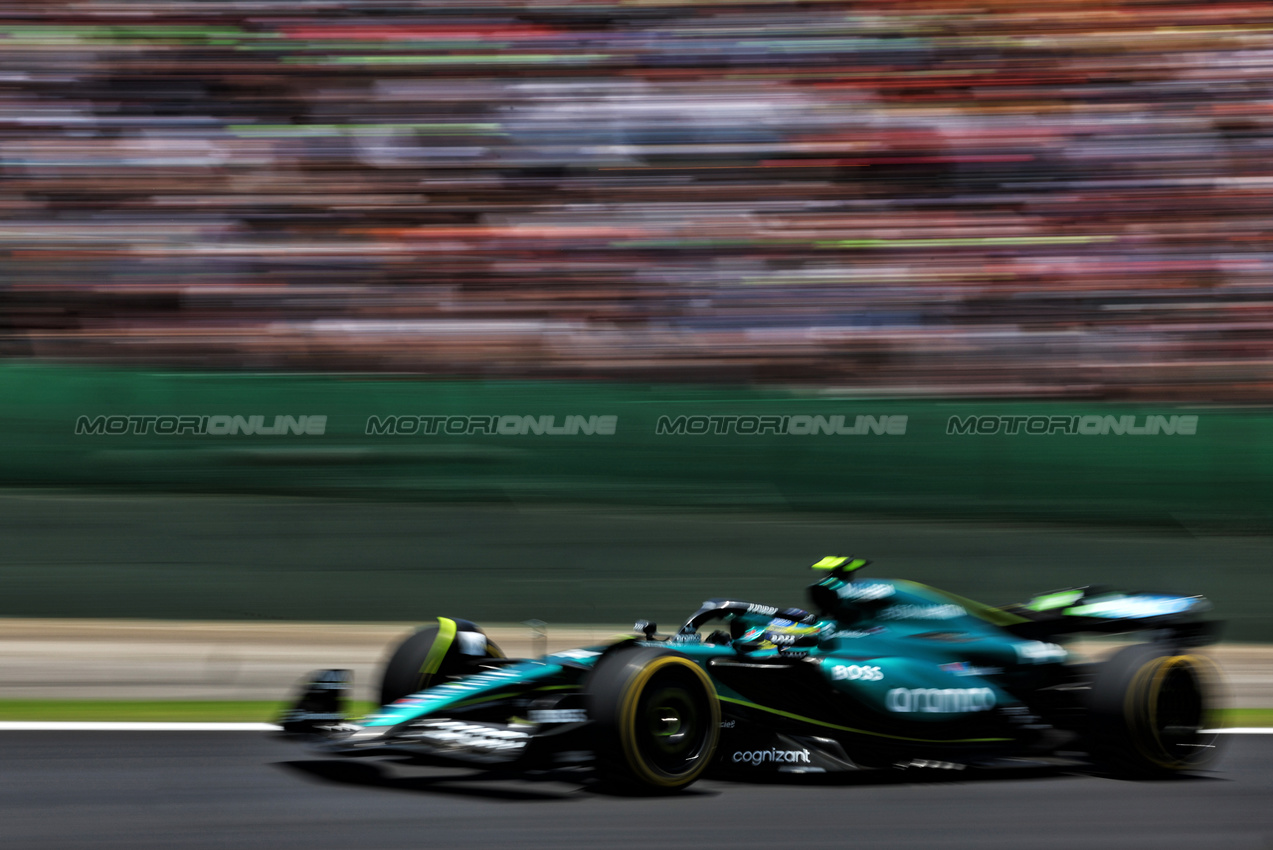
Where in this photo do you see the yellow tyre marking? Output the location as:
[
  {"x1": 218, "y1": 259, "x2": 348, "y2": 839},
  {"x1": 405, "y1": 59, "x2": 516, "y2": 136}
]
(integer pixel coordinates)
[
  {"x1": 1124, "y1": 654, "x2": 1214, "y2": 770},
  {"x1": 617, "y1": 656, "x2": 720, "y2": 789},
  {"x1": 1124, "y1": 657, "x2": 1163, "y2": 765}
]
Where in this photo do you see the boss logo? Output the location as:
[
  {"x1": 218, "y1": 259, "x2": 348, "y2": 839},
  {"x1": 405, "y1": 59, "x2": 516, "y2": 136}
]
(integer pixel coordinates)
[{"x1": 831, "y1": 664, "x2": 883, "y2": 682}]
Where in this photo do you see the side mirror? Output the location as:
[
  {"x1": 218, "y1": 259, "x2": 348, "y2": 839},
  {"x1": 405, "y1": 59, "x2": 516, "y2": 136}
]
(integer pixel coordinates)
[{"x1": 634, "y1": 620, "x2": 658, "y2": 639}]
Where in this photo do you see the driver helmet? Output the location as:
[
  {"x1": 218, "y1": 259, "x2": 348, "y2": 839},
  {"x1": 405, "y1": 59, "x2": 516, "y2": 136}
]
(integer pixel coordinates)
[{"x1": 738, "y1": 617, "x2": 823, "y2": 648}]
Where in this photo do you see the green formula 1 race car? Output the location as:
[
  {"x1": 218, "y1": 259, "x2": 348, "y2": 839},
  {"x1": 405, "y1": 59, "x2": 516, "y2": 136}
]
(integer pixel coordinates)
[{"x1": 280, "y1": 557, "x2": 1224, "y2": 792}]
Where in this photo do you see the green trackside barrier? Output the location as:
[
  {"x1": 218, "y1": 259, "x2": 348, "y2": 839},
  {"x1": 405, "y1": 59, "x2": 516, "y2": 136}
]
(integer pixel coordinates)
[{"x1": 0, "y1": 361, "x2": 1270, "y2": 524}]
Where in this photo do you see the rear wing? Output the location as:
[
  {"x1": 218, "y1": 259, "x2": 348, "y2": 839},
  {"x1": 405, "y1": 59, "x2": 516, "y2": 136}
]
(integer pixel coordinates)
[{"x1": 999, "y1": 587, "x2": 1222, "y2": 645}]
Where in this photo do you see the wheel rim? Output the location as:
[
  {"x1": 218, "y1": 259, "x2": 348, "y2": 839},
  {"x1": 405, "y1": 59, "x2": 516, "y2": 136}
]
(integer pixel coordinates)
[
  {"x1": 634, "y1": 669, "x2": 713, "y2": 777},
  {"x1": 646, "y1": 688, "x2": 696, "y2": 752},
  {"x1": 1150, "y1": 659, "x2": 1213, "y2": 765}
]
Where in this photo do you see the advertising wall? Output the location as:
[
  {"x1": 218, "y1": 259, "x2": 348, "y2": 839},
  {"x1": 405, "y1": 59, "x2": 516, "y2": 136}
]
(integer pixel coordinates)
[{"x1": 2, "y1": 363, "x2": 1264, "y2": 524}]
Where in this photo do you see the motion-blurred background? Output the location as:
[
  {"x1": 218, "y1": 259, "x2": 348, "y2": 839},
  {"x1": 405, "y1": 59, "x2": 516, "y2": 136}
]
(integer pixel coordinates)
[
  {"x1": 4, "y1": 0, "x2": 1273, "y2": 394},
  {"x1": 3, "y1": 1, "x2": 1273, "y2": 645}
]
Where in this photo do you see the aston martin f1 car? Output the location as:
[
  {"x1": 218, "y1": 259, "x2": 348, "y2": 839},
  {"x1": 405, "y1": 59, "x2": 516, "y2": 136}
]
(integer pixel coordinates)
[{"x1": 280, "y1": 557, "x2": 1224, "y2": 791}]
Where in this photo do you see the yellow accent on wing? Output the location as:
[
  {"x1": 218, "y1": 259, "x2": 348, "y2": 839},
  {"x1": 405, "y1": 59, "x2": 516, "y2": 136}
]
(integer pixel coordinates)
[{"x1": 717, "y1": 696, "x2": 1011, "y2": 744}]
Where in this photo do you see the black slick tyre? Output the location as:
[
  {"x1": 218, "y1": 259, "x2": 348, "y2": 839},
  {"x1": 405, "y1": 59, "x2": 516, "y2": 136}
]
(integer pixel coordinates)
[
  {"x1": 1087, "y1": 643, "x2": 1222, "y2": 777},
  {"x1": 586, "y1": 646, "x2": 721, "y2": 792},
  {"x1": 378, "y1": 618, "x2": 502, "y2": 707}
]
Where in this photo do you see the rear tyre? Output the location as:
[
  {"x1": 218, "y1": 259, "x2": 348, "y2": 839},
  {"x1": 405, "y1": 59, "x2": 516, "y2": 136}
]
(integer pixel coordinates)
[
  {"x1": 378, "y1": 618, "x2": 503, "y2": 707},
  {"x1": 586, "y1": 647, "x2": 720, "y2": 792},
  {"x1": 1087, "y1": 643, "x2": 1222, "y2": 777}
]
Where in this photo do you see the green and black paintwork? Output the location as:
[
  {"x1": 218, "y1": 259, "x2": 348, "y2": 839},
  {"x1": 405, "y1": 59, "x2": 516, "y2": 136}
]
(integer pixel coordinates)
[{"x1": 280, "y1": 558, "x2": 1223, "y2": 788}]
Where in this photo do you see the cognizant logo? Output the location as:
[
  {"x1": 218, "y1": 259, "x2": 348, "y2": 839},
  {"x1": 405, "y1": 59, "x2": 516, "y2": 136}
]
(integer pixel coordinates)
[{"x1": 732, "y1": 748, "x2": 811, "y2": 765}]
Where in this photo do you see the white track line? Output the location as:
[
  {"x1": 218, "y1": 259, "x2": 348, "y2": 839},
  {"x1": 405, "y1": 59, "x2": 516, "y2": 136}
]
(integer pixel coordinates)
[
  {"x1": 0, "y1": 722, "x2": 1267, "y2": 733},
  {"x1": 0, "y1": 722, "x2": 280, "y2": 731}
]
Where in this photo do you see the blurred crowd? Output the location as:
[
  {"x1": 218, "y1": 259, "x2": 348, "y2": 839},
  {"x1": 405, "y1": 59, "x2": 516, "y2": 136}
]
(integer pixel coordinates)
[{"x1": 4, "y1": 0, "x2": 1273, "y2": 398}]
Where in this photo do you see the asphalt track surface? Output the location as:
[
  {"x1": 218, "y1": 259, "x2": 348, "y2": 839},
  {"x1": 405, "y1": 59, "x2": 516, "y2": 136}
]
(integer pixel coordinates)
[{"x1": 2, "y1": 733, "x2": 1269, "y2": 850}]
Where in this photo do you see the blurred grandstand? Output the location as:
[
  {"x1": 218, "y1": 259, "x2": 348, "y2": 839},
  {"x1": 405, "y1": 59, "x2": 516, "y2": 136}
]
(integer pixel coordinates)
[{"x1": 3, "y1": 0, "x2": 1273, "y2": 399}]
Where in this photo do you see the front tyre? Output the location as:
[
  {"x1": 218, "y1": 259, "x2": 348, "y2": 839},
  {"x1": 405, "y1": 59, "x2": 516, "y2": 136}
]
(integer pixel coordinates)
[
  {"x1": 1087, "y1": 644, "x2": 1222, "y2": 777},
  {"x1": 586, "y1": 647, "x2": 721, "y2": 792},
  {"x1": 379, "y1": 618, "x2": 503, "y2": 707}
]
